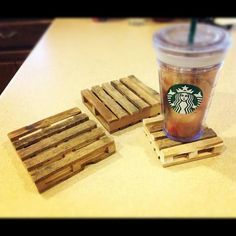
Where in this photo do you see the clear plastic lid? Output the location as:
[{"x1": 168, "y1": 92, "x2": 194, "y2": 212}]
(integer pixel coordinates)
[{"x1": 153, "y1": 23, "x2": 231, "y2": 68}]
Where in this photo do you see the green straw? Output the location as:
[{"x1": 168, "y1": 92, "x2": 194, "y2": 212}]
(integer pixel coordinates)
[{"x1": 188, "y1": 18, "x2": 197, "y2": 45}]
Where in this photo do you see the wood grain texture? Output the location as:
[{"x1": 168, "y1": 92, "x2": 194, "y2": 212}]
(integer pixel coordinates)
[
  {"x1": 120, "y1": 77, "x2": 159, "y2": 106},
  {"x1": 17, "y1": 120, "x2": 97, "y2": 160},
  {"x1": 30, "y1": 136, "x2": 114, "y2": 182},
  {"x1": 24, "y1": 127, "x2": 105, "y2": 171},
  {"x1": 13, "y1": 113, "x2": 89, "y2": 150},
  {"x1": 8, "y1": 107, "x2": 81, "y2": 141},
  {"x1": 111, "y1": 80, "x2": 149, "y2": 110},
  {"x1": 143, "y1": 115, "x2": 225, "y2": 167},
  {"x1": 8, "y1": 107, "x2": 116, "y2": 193},
  {"x1": 102, "y1": 82, "x2": 139, "y2": 115},
  {"x1": 127, "y1": 75, "x2": 160, "y2": 102},
  {"x1": 82, "y1": 76, "x2": 161, "y2": 133},
  {"x1": 91, "y1": 85, "x2": 128, "y2": 118},
  {"x1": 81, "y1": 89, "x2": 117, "y2": 123}
]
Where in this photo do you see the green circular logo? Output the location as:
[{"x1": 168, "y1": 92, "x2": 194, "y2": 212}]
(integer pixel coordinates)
[{"x1": 167, "y1": 84, "x2": 203, "y2": 114}]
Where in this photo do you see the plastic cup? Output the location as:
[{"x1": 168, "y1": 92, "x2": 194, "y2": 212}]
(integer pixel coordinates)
[{"x1": 153, "y1": 23, "x2": 231, "y2": 142}]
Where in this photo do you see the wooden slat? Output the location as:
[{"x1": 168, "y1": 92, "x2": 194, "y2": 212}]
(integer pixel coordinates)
[
  {"x1": 36, "y1": 147, "x2": 114, "y2": 193},
  {"x1": 143, "y1": 115, "x2": 163, "y2": 134},
  {"x1": 120, "y1": 77, "x2": 159, "y2": 106},
  {"x1": 127, "y1": 75, "x2": 160, "y2": 102},
  {"x1": 151, "y1": 131, "x2": 166, "y2": 140},
  {"x1": 30, "y1": 136, "x2": 114, "y2": 182},
  {"x1": 162, "y1": 137, "x2": 223, "y2": 158},
  {"x1": 17, "y1": 120, "x2": 97, "y2": 160},
  {"x1": 143, "y1": 115, "x2": 225, "y2": 167},
  {"x1": 13, "y1": 113, "x2": 89, "y2": 150},
  {"x1": 81, "y1": 77, "x2": 160, "y2": 133},
  {"x1": 36, "y1": 166, "x2": 73, "y2": 192},
  {"x1": 81, "y1": 89, "x2": 117, "y2": 123},
  {"x1": 91, "y1": 85, "x2": 128, "y2": 119},
  {"x1": 157, "y1": 128, "x2": 217, "y2": 149},
  {"x1": 111, "y1": 80, "x2": 149, "y2": 110},
  {"x1": 24, "y1": 127, "x2": 105, "y2": 171},
  {"x1": 8, "y1": 107, "x2": 117, "y2": 193},
  {"x1": 102, "y1": 82, "x2": 139, "y2": 114},
  {"x1": 146, "y1": 121, "x2": 163, "y2": 133},
  {"x1": 143, "y1": 115, "x2": 164, "y2": 126},
  {"x1": 212, "y1": 143, "x2": 226, "y2": 154},
  {"x1": 8, "y1": 107, "x2": 81, "y2": 141},
  {"x1": 161, "y1": 152, "x2": 218, "y2": 167}
]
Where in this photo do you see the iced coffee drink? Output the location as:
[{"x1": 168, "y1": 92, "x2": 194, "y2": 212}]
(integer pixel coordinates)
[{"x1": 153, "y1": 23, "x2": 230, "y2": 142}]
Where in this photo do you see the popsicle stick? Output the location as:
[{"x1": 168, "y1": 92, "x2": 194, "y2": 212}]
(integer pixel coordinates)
[
  {"x1": 30, "y1": 136, "x2": 114, "y2": 182},
  {"x1": 8, "y1": 107, "x2": 116, "y2": 193},
  {"x1": 24, "y1": 127, "x2": 105, "y2": 171},
  {"x1": 102, "y1": 82, "x2": 139, "y2": 114},
  {"x1": 82, "y1": 76, "x2": 160, "y2": 133},
  {"x1": 161, "y1": 137, "x2": 223, "y2": 158},
  {"x1": 111, "y1": 80, "x2": 150, "y2": 110},
  {"x1": 120, "y1": 77, "x2": 159, "y2": 106},
  {"x1": 13, "y1": 113, "x2": 89, "y2": 150},
  {"x1": 143, "y1": 115, "x2": 225, "y2": 167},
  {"x1": 127, "y1": 75, "x2": 160, "y2": 101},
  {"x1": 18, "y1": 120, "x2": 97, "y2": 160},
  {"x1": 8, "y1": 107, "x2": 81, "y2": 141},
  {"x1": 81, "y1": 89, "x2": 117, "y2": 123},
  {"x1": 91, "y1": 85, "x2": 128, "y2": 119}
]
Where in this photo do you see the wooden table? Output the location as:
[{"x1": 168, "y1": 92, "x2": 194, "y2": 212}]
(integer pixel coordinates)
[{"x1": 1, "y1": 18, "x2": 236, "y2": 217}]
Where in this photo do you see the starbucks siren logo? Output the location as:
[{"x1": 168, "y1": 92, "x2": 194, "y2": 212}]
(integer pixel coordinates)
[{"x1": 167, "y1": 84, "x2": 203, "y2": 114}]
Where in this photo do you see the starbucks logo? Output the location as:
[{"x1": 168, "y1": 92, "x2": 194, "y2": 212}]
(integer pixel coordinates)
[{"x1": 167, "y1": 84, "x2": 203, "y2": 114}]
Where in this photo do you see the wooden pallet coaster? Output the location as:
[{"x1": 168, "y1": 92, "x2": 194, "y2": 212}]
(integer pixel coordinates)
[
  {"x1": 143, "y1": 115, "x2": 225, "y2": 167},
  {"x1": 81, "y1": 75, "x2": 161, "y2": 133},
  {"x1": 8, "y1": 107, "x2": 116, "y2": 193}
]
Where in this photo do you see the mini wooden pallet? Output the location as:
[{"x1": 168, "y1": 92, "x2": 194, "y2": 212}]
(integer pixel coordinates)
[
  {"x1": 143, "y1": 115, "x2": 225, "y2": 167},
  {"x1": 81, "y1": 75, "x2": 161, "y2": 133},
  {"x1": 8, "y1": 107, "x2": 116, "y2": 193}
]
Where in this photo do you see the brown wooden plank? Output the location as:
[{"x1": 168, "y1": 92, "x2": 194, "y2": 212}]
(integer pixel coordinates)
[
  {"x1": 102, "y1": 82, "x2": 139, "y2": 114},
  {"x1": 111, "y1": 80, "x2": 149, "y2": 110},
  {"x1": 24, "y1": 127, "x2": 105, "y2": 171},
  {"x1": 146, "y1": 122, "x2": 163, "y2": 133},
  {"x1": 13, "y1": 113, "x2": 89, "y2": 150},
  {"x1": 36, "y1": 166, "x2": 73, "y2": 193},
  {"x1": 162, "y1": 137, "x2": 223, "y2": 158},
  {"x1": 91, "y1": 85, "x2": 128, "y2": 119},
  {"x1": 127, "y1": 75, "x2": 160, "y2": 102},
  {"x1": 81, "y1": 89, "x2": 117, "y2": 123},
  {"x1": 108, "y1": 104, "x2": 159, "y2": 133},
  {"x1": 143, "y1": 115, "x2": 164, "y2": 126},
  {"x1": 120, "y1": 77, "x2": 159, "y2": 106},
  {"x1": 30, "y1": 136, "x2": 114, "y2": 182},
  {"x1": 18, "y1": 120, "x2": 97, "y2": 160},
  {"x1": 36, "y1": 144, "x2": 114, "y2": 193},
  {"x1": 8, "y1": 107, "x2": 81, "y2": 141},
  {"x1": 157, "y1": 128, "x2": 217, "y2": 150}
]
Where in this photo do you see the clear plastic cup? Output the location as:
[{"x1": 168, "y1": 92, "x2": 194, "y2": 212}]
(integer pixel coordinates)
[{"x1": 153, "y1": 23, "x2": 231, "y2": 142}]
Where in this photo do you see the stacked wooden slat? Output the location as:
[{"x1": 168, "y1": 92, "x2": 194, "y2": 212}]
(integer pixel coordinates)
[
  {"x1": 81, "y1": 75, "x2": 161, "y2": 133},
  {"x1": 143, "y1": 115, "x2": 225, "y2": 167},
  {"x1": 8, "y1": 107, "x2": 116, "y2": 193}
]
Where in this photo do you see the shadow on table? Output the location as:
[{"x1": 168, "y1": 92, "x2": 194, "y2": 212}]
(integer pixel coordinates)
[
  {"x1": 111, "y1": 122, "x2": 143, "y2": 137},
  {"x1": 4, "y1": 139, "x2": 37, "y2": 193}
]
